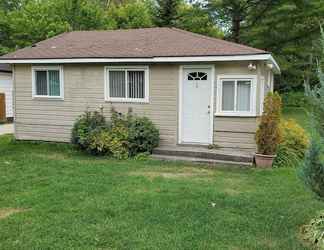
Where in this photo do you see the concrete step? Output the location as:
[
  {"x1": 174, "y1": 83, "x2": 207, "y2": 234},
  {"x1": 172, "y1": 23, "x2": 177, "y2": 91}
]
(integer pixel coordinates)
[{"x1": 152, "y1": 145, "x2": 254, "y2": 166}]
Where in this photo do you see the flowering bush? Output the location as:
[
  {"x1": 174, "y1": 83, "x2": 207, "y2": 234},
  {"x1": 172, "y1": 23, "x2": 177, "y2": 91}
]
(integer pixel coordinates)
[
  {"x1": 273, "y1": 119, "x2": 309, "y2": 168},
  {"x1": 88, "y1": 126, "x2": 129, "y2": 159}
]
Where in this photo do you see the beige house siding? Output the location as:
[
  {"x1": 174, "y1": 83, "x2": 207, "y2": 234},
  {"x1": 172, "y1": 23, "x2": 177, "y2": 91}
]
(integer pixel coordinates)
[
  {"x1": 14, "y1": 62, "x2": 272, "y2": 149},
  {"x1": 14, "y1": 64, "x2": 178, "y2": 145},
  {"x1": 212, "y1": 61, "x2": 271, "y2": 149}
]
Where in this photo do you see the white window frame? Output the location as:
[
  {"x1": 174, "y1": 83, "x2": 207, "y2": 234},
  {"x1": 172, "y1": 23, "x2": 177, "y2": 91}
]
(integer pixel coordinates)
[
  {"x1": 216, "y1": 74, "x2": 257, "y2": 117},
  {"x1": 104, "y1": 66, "x2": 149, "y2": 103},
  {"x1": 260, "y1": 76, "x2": 265, "y2": 114},
  {"x1": 32, "y1": 66, "x2": 64, "y2": 99}
]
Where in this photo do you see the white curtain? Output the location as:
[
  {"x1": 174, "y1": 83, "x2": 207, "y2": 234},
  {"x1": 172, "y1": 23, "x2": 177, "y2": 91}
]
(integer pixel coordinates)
[
  {"x1": 49, "y1": 70, "x2": 60, "y2": 96},
  {"x1": 237, "y1": 81, "x2": 251, "y2": 111},
  {"x1": 222, "y1": 81, "x2": 235, "y2": 111}
]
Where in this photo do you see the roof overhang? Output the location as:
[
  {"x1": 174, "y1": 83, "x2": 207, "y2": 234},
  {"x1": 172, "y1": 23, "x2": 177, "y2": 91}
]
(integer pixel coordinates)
[{"x1": 0, "y1": 54, "x2": 280, "y2": 74}]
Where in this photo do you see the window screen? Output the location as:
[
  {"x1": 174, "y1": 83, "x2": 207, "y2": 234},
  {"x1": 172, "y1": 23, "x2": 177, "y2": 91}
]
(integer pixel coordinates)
[
  {"x1": 128, "y1": 71, "x2": 145, "y2": 99},
  {"x1": 107, "y1": 68, "x2": 147, "y2": 101},
  {"x1": 35, "y1": 69, "x2": 61, "y2": 97}
]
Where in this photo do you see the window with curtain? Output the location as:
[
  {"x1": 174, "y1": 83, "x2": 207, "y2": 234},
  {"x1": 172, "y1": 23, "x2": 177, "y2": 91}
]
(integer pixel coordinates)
[
  {"x1": 33, "y1": 67, "x2": 62, "y2": 98},
  {"x1": 107, "y1": 67, "x2": 148, "y2": 102},
  {"x1": 220, "y1": 78, "x2": 253, "y2": 114}
]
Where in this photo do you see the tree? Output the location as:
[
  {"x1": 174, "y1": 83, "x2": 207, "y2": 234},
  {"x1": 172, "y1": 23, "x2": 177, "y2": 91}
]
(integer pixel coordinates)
[
  {"x1": 106, "y1": 1, "x2": 154, "y2": 29},
  {"x1": 155, "y1": 0, "x2": 180, "y2": 27},
  {"x1": 0, "y1": 0, "x2": 26, "y2": 12},
  {"x1": 176, "y1": 2, "x2": 223, "y2": 38},
  {"x1": 301, "y1": 27, "x2": 324, "y2": 199},
  {"x1": 241, "y1": 0, "x2": 324, "y2": 91},
  {"x1": 57, "y1": 0, "x2": 108, "y2": 30},
  {"x1": 5, "y1": 0, "x2": 70, "y2": 50},
  {"x1": 207, "y1": 0, "x2": 279, "y2": 43}
]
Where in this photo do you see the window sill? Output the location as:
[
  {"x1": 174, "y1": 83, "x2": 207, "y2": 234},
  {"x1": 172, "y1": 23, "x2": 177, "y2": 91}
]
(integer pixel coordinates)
[
  {"x1": 32, "y1": 96, "x2": 64, "y2": 101},
  {"x1": 214, "y1": 112, "x2": 256, "y2": 117},
  {"x1": 105, "y1": 98, "x2": 149, "y2": 104}
]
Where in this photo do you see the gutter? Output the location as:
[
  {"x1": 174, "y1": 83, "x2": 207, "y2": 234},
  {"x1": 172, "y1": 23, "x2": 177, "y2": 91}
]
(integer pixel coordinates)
[{"x1": 0, "y1": 54, "x2": 280, "y2": 74}]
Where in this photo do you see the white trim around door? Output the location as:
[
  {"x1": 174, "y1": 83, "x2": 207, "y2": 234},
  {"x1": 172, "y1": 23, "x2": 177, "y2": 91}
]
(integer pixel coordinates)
[{"x1": 178, "y1": 65, "x2": 215, "y2": 145}]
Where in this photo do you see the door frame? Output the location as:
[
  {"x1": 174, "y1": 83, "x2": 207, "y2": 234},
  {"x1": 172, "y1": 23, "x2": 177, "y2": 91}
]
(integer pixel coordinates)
[{"x1": 178, "y1": 65, "x2": 215, "y2": 145}]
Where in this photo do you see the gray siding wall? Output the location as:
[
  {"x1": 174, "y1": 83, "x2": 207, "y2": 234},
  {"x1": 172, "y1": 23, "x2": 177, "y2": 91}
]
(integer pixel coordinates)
[
  {"x1": 14, "y1": 64, "x2": 178, "y2": 145},
  {"x1": 14, "y1": 62, "x2": 272, "y2": 149},
  {"x1": 212, "y1": 61, "x2": 271, "y2": 149}
]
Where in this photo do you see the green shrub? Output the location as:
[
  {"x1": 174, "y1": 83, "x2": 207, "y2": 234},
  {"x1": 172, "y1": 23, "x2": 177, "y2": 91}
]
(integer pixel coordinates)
[
  {"x1": 281, "y1": 91, "x2": 309, "y2": 108},
  {"x1": 133, "y1": 152, "x2": 150, "y2": 161},
  {"x1": 301, "y1": 27, "x2": 324, "y2": 198},
  {"x1": 88, "y1": 125, "x2": 129, "y2": 159},
  {"x1": 301, "y1": 211, "x2": 324, "y2": 249},
  {"x1": 71, "y1": 108, "x2": 159, "y2": 159},
  {"x1": 273, "y1": 144, "x2": 300, "y2": 168},
  {"x1": 71, "y1": 110, "x2": 108, "y2": 150},
  {"x1": 256, "y1": 92, "x2": 282, "y2": 155},
  {"x1": 300, "y1": 136, "x2": 324, "y2": 198},
  {"x1": 128, "y1": 116, "x2": 159, "y2": 156},
  {"x1": 281, "y1": 119, "x2": 309, "y2": 156},
  {"x1": 273, "y1": 119, "x2": 309, "y2": 168}
]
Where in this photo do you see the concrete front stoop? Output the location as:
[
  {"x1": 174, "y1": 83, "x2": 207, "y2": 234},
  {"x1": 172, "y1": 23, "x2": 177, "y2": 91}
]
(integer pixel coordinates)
[{"x1": 152, "y1": 145, "x2": 254, "y2": 166}]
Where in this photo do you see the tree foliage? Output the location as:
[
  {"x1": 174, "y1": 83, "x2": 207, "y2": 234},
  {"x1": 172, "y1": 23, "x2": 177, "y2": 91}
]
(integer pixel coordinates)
[
  {"x1": 155, "y1": 0, "x2": 180, "y2": 27},
  {"x1": 176, "y1": 2, "x2": 223, "y2": 38},
  {"x1": 106, "y1": 1, "x2": 154, "y2": 29},
  {"x1": 301, "y1": 27, "x2": 324, "y2": 199},
  {"x1": 206, "y1": 0, "x2": 324, "y2": 91},
  {"x1": 207, "y1": 0, "x2": 279, "y2": 43},
  {"x1": 241, "y1": 0, "x2": 324, "y2": 91}
]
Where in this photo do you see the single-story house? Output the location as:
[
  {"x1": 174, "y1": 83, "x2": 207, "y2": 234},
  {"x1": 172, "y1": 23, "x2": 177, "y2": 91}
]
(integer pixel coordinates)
[
  {"x1": 0, "y1": 64, "x2": 13, "y2": 121},
  {"x1": 0, "y1": 27, "x2": 279, "y2": 152}
]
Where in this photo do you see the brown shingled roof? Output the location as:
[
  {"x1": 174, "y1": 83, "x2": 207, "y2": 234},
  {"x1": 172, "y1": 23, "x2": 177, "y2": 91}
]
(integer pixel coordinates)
[{"x1": 1, "y1": 28, "x2": 267, "y2": 60}]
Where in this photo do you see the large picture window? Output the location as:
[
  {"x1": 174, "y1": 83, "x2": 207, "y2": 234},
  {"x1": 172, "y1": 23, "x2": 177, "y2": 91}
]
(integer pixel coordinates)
[
  {"x1": 32, "y1": 66, "x2": 63, "y2": 98},
  {"x1": 106, "y1": 66, "x2": 149, "y2": 102},
  {"x1": 216, "y1": 75, "x2": 257, "y2": 116}
]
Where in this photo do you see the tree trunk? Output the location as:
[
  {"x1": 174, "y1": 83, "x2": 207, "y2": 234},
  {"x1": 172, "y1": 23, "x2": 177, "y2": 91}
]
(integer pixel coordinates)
[{"x1": 232, "y1": 15, "x2": 241, "y2": 43}]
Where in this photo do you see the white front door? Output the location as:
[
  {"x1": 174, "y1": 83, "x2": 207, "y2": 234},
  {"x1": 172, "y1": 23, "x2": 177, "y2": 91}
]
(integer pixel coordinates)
[{"x1": 180, "y1": 67, "x2": 213, "y2": 144}]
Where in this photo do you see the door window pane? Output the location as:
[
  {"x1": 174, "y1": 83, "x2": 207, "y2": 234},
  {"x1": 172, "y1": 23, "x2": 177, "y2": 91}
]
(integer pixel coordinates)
[
  {"x1": 35, "y1": 71, "x2": 47, "y2": 96},
  {"x1": 49, "y1": 70, "x2": 60, "y2": 96},
  {"x1": 237, "y1": 80, "x2": 251, "y2": 111},
  {"x1": 109, "y1": 71, "x2": 125, "y2": 98},
  {"x1": 222, "y1": 81, "x2": 235, "y2": 111}
]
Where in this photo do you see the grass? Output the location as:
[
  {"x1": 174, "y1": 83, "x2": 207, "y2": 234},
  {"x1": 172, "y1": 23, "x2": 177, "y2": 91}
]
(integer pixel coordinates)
[{"x1": 0, "y1": 135, "x2": 323, "y2": 249}]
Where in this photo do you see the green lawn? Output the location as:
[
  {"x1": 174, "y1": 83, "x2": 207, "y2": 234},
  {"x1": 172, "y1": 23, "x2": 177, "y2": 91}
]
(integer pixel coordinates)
[{"x1": 0, "y1": 135, "x2": 323, "y2": 249}]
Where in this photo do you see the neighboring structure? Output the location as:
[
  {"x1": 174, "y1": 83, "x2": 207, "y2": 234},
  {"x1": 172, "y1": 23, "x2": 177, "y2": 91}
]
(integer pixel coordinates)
[
  {"x1": 0, "y1": 28, "x2": 279, "y2": 150},
  {"x1": 0, "y1": 64, "x2": 13, "y2": 121}
]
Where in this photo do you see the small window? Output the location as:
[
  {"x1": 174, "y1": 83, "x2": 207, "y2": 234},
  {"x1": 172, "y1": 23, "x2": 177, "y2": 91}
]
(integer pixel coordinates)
[
  {"x1": 32, "y1": 66, "x2": 63, "y2": 98},
  {"x1": 188, "y1": 72, "x2": 207, "y2": 81},
  {"x1": 106, "y1": 67, "x2": 148, "y2": 102},
  {"x1": 216, "y1": 75, "x2": 256, "y2": 116}
]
